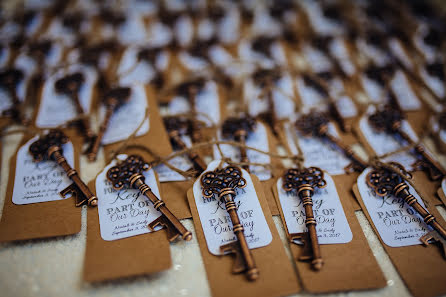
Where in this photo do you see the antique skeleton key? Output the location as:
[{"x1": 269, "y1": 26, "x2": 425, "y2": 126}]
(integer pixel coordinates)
[
  {"x1": 87, "y1": 87, "x2": 131, "y2": 161},
  {"x1": 282, "y1": 167, "x2": 327, "y2": 270},
  {"x1": 0, "y1": 68, "x2": 26, "y2": 124},
  {"x1": 54, "y1": 72, "x2": 94, "y2": 141},
  {"x1": 366, "y1": 162, "x2": 446, "y2": 257},
  {"x1": 29, "y1": 129, "x2": 98, "y2": 206},
  {"x1": 295, "y1": 112, "x2": 367, "y2": 172},
  {"x1": 163, "y1": 115, "x2": 207, "y2": 174},
  {"x1": 106, "y1": 155, "x2": 192, "y2": 242},
  {"x1": 176, "y1": 79, "x2": 206, "y2": 143},
  {"x1": 222, "y1": 116, "x2": 257, "y2": 172},
  {"x1": 201, "y1": 166, "x2": 259, "y2": 281},
  {"x1": 368, "y1": 106, "x2": 446, "y2": 180}
]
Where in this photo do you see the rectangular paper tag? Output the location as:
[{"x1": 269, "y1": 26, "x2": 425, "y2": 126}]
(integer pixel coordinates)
[
  {"x1": 276, "y1": 173, "x2": 353, "y2": 244},
  {"x1": 96, "y1": 155, "x2": 162, "y2": 241},
  {"x1": 12, "y1": 136, "x2": 74, "y2": 205},
  {"x1": 192, "y1": 160, "x2": 272, "y2": 255},
  {"x1": 357, "y1": 168, "x2": 431, "y2": 247},
  {"x1": 155, "y1": 135, "x2": 193, "y2": 182}
]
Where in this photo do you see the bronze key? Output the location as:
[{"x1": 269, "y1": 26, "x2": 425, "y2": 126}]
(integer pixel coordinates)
[
  {"x1": 368, "y1": 106, "x2": 446, "y2": 180},
  {"x1": 106, "y1": 155, "x2": 192, "y2": 242},
  {"x1": 282, "y1": 167, "x2": 327, "y2": 270},
  {"x1": 201, "y1": 165, "x2": 259, "y2": 281},
  {"x1": 29, "y1": 129, "x2": 98, "y2": 207},
  {"x1": 0, "y1": 68, "x2": 27, "y2": 124},
  {"x1": 222, "y1": 116, "x2": 257, "y2": 172},
  {"x1": 87, "y1": 87, "x2": 131, "y2": 161},
  {"x1": 295, "y1": 111, "x2": 367, "y2": 172},
  {"x1": 163, "y1": 115, "x2": 207, "y2": 174},
  {"x1": 54, "y1": 72, "x2": 94, "y2": 141},
  {"x1": 366, "y1": 162, "x2": 446, "y2": 256}
]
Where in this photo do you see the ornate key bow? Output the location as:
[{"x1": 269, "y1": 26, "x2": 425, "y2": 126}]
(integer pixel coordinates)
[
  {"x1": 29, "y1": 129, "x2": 98, "y2": 206},
  {"x1": 201, "y1": 166, "x2": 259, "y2": 281},
  {"x1": 282, "y1": 167, "x2": 327, "y2": 270},
  {"x1": 107, "y1": 155, "x2": 192, "y2": 242}
]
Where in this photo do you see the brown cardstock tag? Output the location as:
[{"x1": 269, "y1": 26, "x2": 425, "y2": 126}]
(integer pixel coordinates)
[
  {"x1": 437, "y1": 187, "x2": 446, "y2": 206},
  {"x1": 272, "y1": 176, "x2": 387, "y2": 293},
  {"x1": 186, "y1": 175, "x2": 301, "y2": 297},
  {"x1": 353, "y1": 184, "x2": 446, "y2": 297},
  {"x1": 103, "y1": 85, "x2": 173, "y2": 164},
  {"x1": 0, "y1": 131, "x2": 82, "y2": 242},
  {"x1": 83, "y1": 178, "x2": 172, "y2": 282}
]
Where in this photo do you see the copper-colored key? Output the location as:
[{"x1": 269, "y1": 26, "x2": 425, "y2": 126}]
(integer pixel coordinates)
[
  {"x1": 163, "y1": 115, "x2": 207, "y2": 174},
  {"x1": 201, "y1": 166, "x2": 259, "y2": 281},
  {"x1": 368, "y1": 106, "x2": 446, "y2": 180},
  {"x1": 87, "y1": 87, "x2": 131, "y2": 161},
  {"x1": 222, "y1": 116, "x2": 257, "y2": 172},
  {"x1": 54, "y1": 72, "x2": 94, "y2": 141},
  {"x1": 366, "y1": 162, "x2": 446, "y2": 255},
  {"x1": 295, "y1": 111, "x2": 367, "y2": 172},
  {"x1": 176, "y1": 79, "x2": 206, "y2": 143},
  {"x1": 106, "y1": 155, "x2": 192, "y2": 242},
  {"x1": 29, "y1": 129, "x2": 98, "y2": 207},
  {"x1": 282, "y1": 167, "x2": 327, "y2": 270},
  {"x1": 0, "y1": 68, "x2": 27, "y2": 124}
]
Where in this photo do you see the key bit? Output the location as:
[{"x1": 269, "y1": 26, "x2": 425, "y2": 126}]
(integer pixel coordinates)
[
  {"x1": 55, "y1": 72, "x2": 94, "y2": 141},
  {"x1": 0, "y1": 68, "x2": 28, "y2": 124},
  {"x1": 295, "y1": 111, "x2": 367, "y2": 172},
  {"x1": 87, "y1": 87, "x2": 131, "y2": 161},
  {"x1": 282, "y1": 167, "x2": 327, "y2": 270},
  {"x1": 29, "y1": 129, "x2": 98, "y2": 207},
  {"x1": 289, "y1": 232, "x2": 314, "y2": 261},
  {"x1": 420, "y1": 230, "x2": 446, "y2": 259},
  {"x1": 201, "y1": 165, "x2": 259, "y2": 281},
  {"x1": 106, "y1": 155, "x2": 192, "y2": 242},
  {"x1": 222, "y1": 116, "x2": 257, "y2": 172},
  {"x1": 366, "y1": 162, "x2": 446, "y2": 243},
  {"x1": 163, "y1": 115, "x2": 207, "y2": 174},
  {"x1": 368, "y1": 106, "x2": 446, "y2": 180}
]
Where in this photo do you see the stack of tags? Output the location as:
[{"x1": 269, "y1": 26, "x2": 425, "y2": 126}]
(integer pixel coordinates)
[{"x1": 0, "y1": 1, "x2": 446, "y2": 297}]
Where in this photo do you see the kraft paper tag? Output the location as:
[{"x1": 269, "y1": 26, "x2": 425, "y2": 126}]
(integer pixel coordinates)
[
  {"x1": 357, "y1": 168, "x2": 431, "y2": 247},
  {"x1": 192, "y1": 160, "x2": 272, "y2": 255},
  {"x1": 0, "y1": 133, "x2": 81, "y2": 242},
  {"x1": 35, "y1": 66, "x2": 97, "y2": 128},
  {"x1": 12, "y1": 136, "x2": 75, "y2": 205},
  {"x1": 187, "y1": 175, "x2": 301, "y2": 297},
  {"x1": 96, "y1": 155, "x2": 162, "y2": 241},
  {"x1": 353, "y1": 184, "x2": 446, "y2": 297},
  {"x1": 83, "y1": 179, "x2": 171, "y2": 282},
  {"x1": 276, "y1": 173, "x2": 353, "y2": 244}
]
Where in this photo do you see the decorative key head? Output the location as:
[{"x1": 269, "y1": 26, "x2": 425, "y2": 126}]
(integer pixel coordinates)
[
  {"x1": 302, "y1": 74, "x2": 328, "y2": 96},
  {"x1": 188, "y1": 40, "x2": 215, "y2": 61},
  {"x1": 222, "y1": 116, "x2": 256, "y2": 140},
  {"x1": 176, "y1": 78, "x2": 206, "y2": 98},
  {"x1": 364, "y1": 65, "x2": 395, "y2": 86},
  {"x1": 29, "y1": 129, "x2": 68, "y2": 162},
  {"x1": 252, "y1": 69, "x2": 281, "y2": 87},
  {"x1": 201, "y1": 166, "x2": 247, "y2": 199},
  {"x1": 55, "y1": 72, "x2": 85, "y2": 97},
  {"x1": 99, "y1": 8, "x2": 126, "y2": 27},
  {"x1": 426, "y1": 62, "x2": 444, "y2": 80},
  {"x1": 62, "y1": 12, "x2": 83, "y2": 31},
  {"x1": 103, "y1": 86, "x2": 131, "y2": 108},
  {"x1": 282, "y1": 167, "x2": 327, "y2": 193},
  {"x1": 80, "y1": 40, "x2": 121, "y2": 67},
  {"x1": 251, "y1": 36, "x2": 276, "y2": 58},
  {"x1": 0, "y1": 68, "x2": 24, "y2": 90},
  {"x1": 295, "y1": 112, "x2": 330, "y2": 137},
  {"x1": 137, "y1": 47, "x2": 162, "y2": 64},
  {"x1": 106, "y1": 155, "x2": 150, "y2": 190},
  {"x1": 368, "y1": 105, "x2": 404, "y2": 133},
  {"x1": 366, "y1": 162, "x2": 412, "y2": 197},
  {"x1": 28, "y1": 40, "x2": 52, "y2": 59},
  {"x1": 163, "y1": 116, "x2": 191, "y2": 136}
]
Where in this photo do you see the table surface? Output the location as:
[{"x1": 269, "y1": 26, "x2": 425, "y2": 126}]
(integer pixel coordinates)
[{"x1": 1, "y1": 126, "x2": 446, "y2": 297}]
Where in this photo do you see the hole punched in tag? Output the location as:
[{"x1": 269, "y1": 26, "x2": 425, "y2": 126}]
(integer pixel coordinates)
[
  {"x1": 222, "y1": 116, "x2": 257, "y2": 173},
  {"x1": 163, "y1": 115, "x2": 207, "y2": 174},
  {"x1": 106, "y1": 155, "x2": 192, "y2": 242},
  {"x1": 366, "y1": 162, "x2": 446, "y2": 258},
  {"x1": 295, "y1": 111, "x2": 367, "y2": 173},
  {"x1": 282, "y1": 166, "x2": 327, "y2": 270},
  {"x1": 28, "y1": 129, "x2": 98, "y2": 207},
  {"x1": 201, "y1": 165, "x2": 259, "y2": 281},
  {"x1": 86, "y1": 87, "x2": 132, "y2": 162},
  {"x1": 368, "y1": 105, "x2": 446, "y2": 180},
  {"x1": 54, "y1": 72, "x2": 95, "y2": 142}
]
